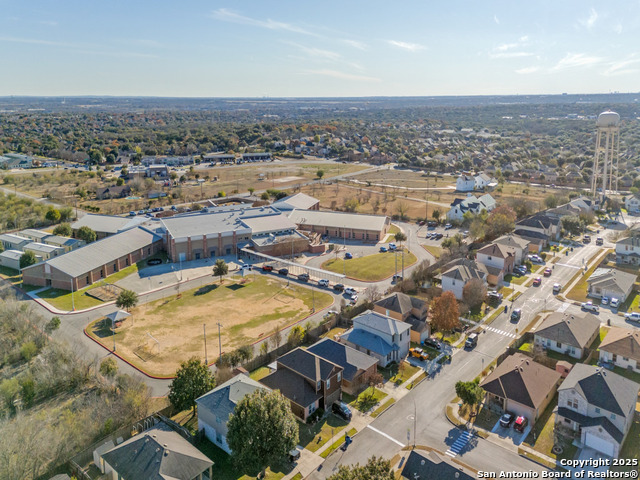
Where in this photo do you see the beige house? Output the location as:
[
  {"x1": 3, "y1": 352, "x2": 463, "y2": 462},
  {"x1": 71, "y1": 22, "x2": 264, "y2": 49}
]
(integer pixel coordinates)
[
  {"x1": 587, "y1": 268, "x2": 636, "y2": 303},
  {"x1": 599, "y1": 327, "x2": 640, "y2": 374},
  {"x1": 373, "y1": 292, "x2": 430, "y2": 343},
  {"x1": 534, "y1": 312, "x2": 600, "y2": 360}
]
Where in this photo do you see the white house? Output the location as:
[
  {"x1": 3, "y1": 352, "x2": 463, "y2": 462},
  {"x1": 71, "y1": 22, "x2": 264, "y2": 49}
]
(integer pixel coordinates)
[
  {"x1": 534, "y1": 312, "x2": 600, "y2": 359},
  {"x1": 556, "y1": 365, "x2": 639, "y2": 458},
  {"x1": 474, "y1": 173, "x2": 496, "y2": 190},
  {"x1": 599, "y1": 327, "x2": 640, "y2": 374},
  {"x1": 616, "y1": 235, "x2": 640, "y2": 265},
  {"x1": 456, "y1": 175, "x2": 475, "y2": 192},
  {"x1": 446, "y1": 194, "x2": 496, "y2": 222},
  {"x1": 587, "y1": 268, "x2": 636, "y2": 303},
  {"x1": 440, "y1": 260, "x2": 488, "y2": 300},
  {"x1": 493, "y1": 234, "x2": 530, "y2": 265},
  {"x1": 476, "y1": 243, "x2": 515, "y2": 276},
  {"x1": 624, "y1": 194, "x2": 640, "y2": 213}
]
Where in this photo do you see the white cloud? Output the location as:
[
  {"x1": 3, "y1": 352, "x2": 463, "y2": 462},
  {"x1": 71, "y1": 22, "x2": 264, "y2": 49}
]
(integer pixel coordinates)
[
  {"x1": 302, "y1": 69, "x2": 381, "y2": 82},
  {"x1": 515, "y1": 66, "x2": 539, "y2": 74},
  {"x1": 490, "y1": 36, "x2": 531, "y2": 58},
  {"x1": 603, "y1": 57, "x2": 640, "y2": 76},
  {"x1": 210, "y1": 8, "x2": 317, "y2": 36},
  {"x1": 387, "y1": 40, "x2": 426, "y2": 52},
  {"x1": 552, "y1": 52, "x2": 603, "y2": 70},
  {"x1": 614, "y1": 23, "x2": 623, "y2": 34},
  {"x1": 494, "y1": 14, "x2": 500, "y2": 24},
  {"x1": 342, "y1": 39, "x2": 367, "y2": 50},
  {"x1": 579, "y1": 8, "x2": 598, "y2": 29},
  {"x1": 490, "y1": 51, "x2": 534, "y2": 59},
  {"x1": 283, "y1": 41, "x2": 342, "y2": 60}
]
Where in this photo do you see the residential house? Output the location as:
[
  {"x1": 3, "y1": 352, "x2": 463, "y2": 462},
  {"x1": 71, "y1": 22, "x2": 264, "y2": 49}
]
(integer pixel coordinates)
[
  {"x1": 513, "y1": 231, "x2": 545, "y2": 253},
  {"x1": 534, "y1": 312, "x2": 600, "y2": 360},
  {"x1": 624, "y1": 194, "x2": 640, "y2": 213},
  {"x1": 41, "y1": 234, "x2": 85, "y2": 253},
  {"x1": 307, "y1": 338, "x2": 378, "y2": 395},
  {"x1": 456, "y1": 175, "x2": 475, "y2": 192},
  {"x1": 98, "y1": 422, "x2": 214, "y2": 480},
  {"x1": 615, "y1": 235, "x2": 640, "y2": 265},
  {"x1": 373, "y1": 292, "x2": 430, "y2": 343},
  {"x1": 479, "y1": 353, "x2": 561, "y2": 425},
  {"x1": 196, "y1": 374, "x2": 270, "y2": 454},
  {"x1": 95, "y1": 185, "x2": 132, "y2": 200},
  {"x1": 339, "y1": 310, "x2": 410, "y2": 367},
  {"x1": 515, "y1": 213, "x2": 561, "y2": 245},
  {"x1": 147, "y1": 164, "x2": 170, "y2": 178},
  {"x1": 446, "y1": 194, "x2": 496, "y2": 222},
  {"x1": 260, "y1": 347, "x2": 343, "y2": 420},
  {"x1": 556, "y1": 364, "x2": 639, "y2": 457},
  {"x1": 475, "y1": 243, "x2": 515, "y2": 283},
  {"x1": 440, "y1": 259, "x2": 488, "y2": 300},
  {"x1": 400, "y1": 450, "x2": 475, "y2": 480},
  {"x1": 19, "y1": 229, "x2": 51, "y2": 243},
  {"x1": 587, "y1": 268, "x2": 636, "y2": 303},
  {"x1": 599, "y1": 327, "x2": 640, "y2": 374},
  {"x1": 475, "y1": 173, "x2": 497, "y2": 190},
  {"x1": 493, "y1": 234, "x2": 530, "y2": 265}
]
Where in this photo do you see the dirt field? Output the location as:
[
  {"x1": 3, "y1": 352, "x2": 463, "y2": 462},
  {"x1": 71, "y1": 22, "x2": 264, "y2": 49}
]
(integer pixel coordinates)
[{"x1": 87, "y1": 275, "x2": 333, "y2": 376}]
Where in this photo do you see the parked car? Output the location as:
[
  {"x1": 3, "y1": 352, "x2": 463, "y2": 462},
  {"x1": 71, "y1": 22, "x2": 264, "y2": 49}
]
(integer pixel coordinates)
[
  {"x1": 427, "y1": 221, "x2": 437, "y2": 228},
  {"x1": 379, "y1": 246, "x2": 388, "y2": 253},
  {"x1": 262, "y1": 265, "x2": 274, "y2": 272},
  {"x1": 435, "y1": 233, "x2": 444, "y2": 240},
  {"x1": 528, "y1": 254, "x2": 544, "y2": 263},
  {"x1": 318, "y1": 279, "x2": 330, "y2": 288},
  {"x1": 543, "y1": 268, "x2": 552, "y2": 277},
  {"x1": 349, "y1": 294, "x2": 358, "y2": 304},
  {"x1": 514, "y1": 265, "x2": 528, "y2": 274},
  {"x1": 278, "y1": 268, "x2": 289, "y2": 276},
  {"x1": 624, "y1": 312, "x2": 640, "y2": 323},
  {"x1": 596, "y1": 237, "x2": 604, "y2": 246},
  {"x1": 423, "y1": 338, "x2": 441, "y2": 350},
  {"x1": 610, "y1": 297, "x2": 620, "y2": 309},
  {"x1": 583, "y1": 235, "x2": 591, "y2": 244},
  {"x1": 601, "y1": 296, "x2": 609, "y2": 306},
  {"x1": 388, "y1": 243, "x2": 397, "y2": 251},
  {"x1": 345, "y1": 252, "x2": 353, "y2": 259},
  {"x1": 333, "y1": 283, "x2": 345, "y2": 292},
  {"x1": 344, "y1": 287, "x2": 357, "y2": 296},
  {"x1": 499, "y1": 412, "x2": 515, "y2": 428},
  {"x1": 444, "y1": 223, "x2": 453, "y2": 230},
  {"x1": 240, "y1": 264, "x2": 252, "y2": 271},
  {"x1": 533, "y1": 277, "x2": 542, "y2": 287},
  {"x1": 418, "y1": 220, "x2": 426, "y2": 226},
  {"x1": 511, "y1": 309, "x2": 522, "y2": 322},
  {"x1": 332, "y1": 402, "x2": 352, "y2": 420},
  {"x1": 128, "y1": 211, "x2": 136, "y2": 216},
  {"x1": 512, "y1": 270, "x2": 523, "y2": 278},
  {"x1": 461, "y1": 230, "x2": 469, "y2": 238},
  {"x1": 581, "y1": 302, "x2": 600, "y2": 313},
  {"x1": 392, "y1": 274, "x2": 403, "y2": 282},
  {"x1": 513, "y1": 416, "x2": 528, "y2": 432},
  {"x1": 410, "y1": 347, "x2": 428, "y2": 361},
  {"x1": 487, "y1": 291, "x2": 503, "y2": 303},
  {"x1": 464, "y1": 333, "x2": 478, "y2": 349},
  {"x1": 298, "y1": 273, "x2": 309, "y2": 282},
  {"x1": 553, "y1": 283, "x2": 561, "y2": 293}
]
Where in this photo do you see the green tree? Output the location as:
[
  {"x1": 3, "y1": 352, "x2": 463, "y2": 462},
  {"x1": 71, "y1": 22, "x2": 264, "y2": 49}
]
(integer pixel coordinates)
[
  {"x1": 213, "y1": 259, "x2": 228, "y2": 283},
  {"x1": 561, "y1": 215, "x2": 582, "y2": 237},
  {"x1": 327, "y1": 456, "x2": 395, "y2": 480},
  {"x1": 77, "y1": 226, "x2": 97, "y2": 243},
  {"x1": 544, "y1": 194, "x2": 559, "y2": 209},
  {"x1": 52, "y1": 223, "x2": 73, "y2": 237},
  {"x1": 19, "y1": 251, "x2": 37, "y2": 269},
  {"x1": 116, "y1": 289, "x2": 138, "y2": 311},
  {"x1": 316, "y1": 169, "x2": 325, "y2": 179},
  {"x1": 59, "y1": 206, "x2": 74, "y2": 222},
  {"x1": 248, "y1": 187, "x2": 255, "y2": 195},
  {"x1": 455, "y1": 378, "x2": 485, "y2": 415},
  {"x1": 45, "y1": 206, "x2": 61, "y2": 223},
  {"x1": 261, "y1": 192, "x2": 269, "y2": 200},
  {"x1": 432, "y1": 208, "x2": 442, "y2": 222},
  {"x1": 168, "y1": 357, "x2": 215, "y2": 415},
  {"x1": 287, "y1": 325, "x2": 305, "y2": 347},
  {"x1": 227, "y1": 389, "x2": 299, "y2": 477},
  {"x1": 20, "y1": 341, "x2": 38, "y2": 361},
  {"x1": 100, "y1": 357, "x2": 119, "y2": 377},
  {"x1": 45, "y1": 316, "x2": 61, "y2": 333},
  {"x1": 116, "y1": 177, "x2": 125, "y2": 186}
]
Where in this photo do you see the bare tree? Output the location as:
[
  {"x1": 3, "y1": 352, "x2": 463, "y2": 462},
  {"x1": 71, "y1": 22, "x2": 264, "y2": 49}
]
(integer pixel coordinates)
[
  {"x1": 462, "y1": 279, "x2": 487, "y2": 309},
  {"x1": 364, "y1": 285, "x2": 381, "y2": 303}
]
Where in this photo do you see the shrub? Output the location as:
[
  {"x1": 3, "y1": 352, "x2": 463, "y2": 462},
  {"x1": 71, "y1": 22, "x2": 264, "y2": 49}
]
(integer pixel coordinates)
[{"x1": 20, "y1": 341, "x2": 38, "y2": 361}]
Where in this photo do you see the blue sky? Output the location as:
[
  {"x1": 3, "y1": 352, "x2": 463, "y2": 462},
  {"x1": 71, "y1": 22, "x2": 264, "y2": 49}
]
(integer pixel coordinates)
[{"x1": 1, "y1": 1, "x2": 639, "y2": 97}]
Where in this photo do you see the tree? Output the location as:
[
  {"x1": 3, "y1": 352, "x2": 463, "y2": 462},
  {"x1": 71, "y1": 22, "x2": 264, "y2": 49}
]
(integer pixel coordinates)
[
  {"x1": 59, "y1": 206, "x2": 74, "y2": 222},
  {"x1": 168, "y1": 357, "x2": 215, "y2": 415},
  {"x1": 544, "y1": 194, "x2": 559, "y2": 209},
  {"x1": 116, "y1": 289, "x2": 138, "y2": 311},
  {"x1": 248, "y1": 187, "x2": 255, "y2": 195},
  {"x1": 455, "y1": 379, "x2": 485, "y2": 415},
  {"x1": 213, "y1": 259, "x2": 228, "y2": 283},
  {"x1": 227, "y1": 389, "x2": 299, "y2": 477},
  {"x1": 100, "y1": 357, "x2": 118, "y2": 377},
  {"x1": 287, "y1": 325, "x2": 305, "y2": 347},
  {"x1": 316, "y1": 169, "x2": 325, "y2": 179},
  {"x1": 20, "y1": 251, "x2": 37, "y2": 269},
  {"x1": 486, "y1": 205, "x2": 516, "y2": 238},
  {"x1": 52, "y1": 223, "x2": 72, "y2": 237},
  {"x1": 327, "y1": 456, "x2": 395, "y2": 480},
  {"x1": 395, "y1": 202, "x2": 409, "y2": 221},
  {"x1": 394, "y1": 231, "x2": 407, "y2": 246},
  {"x1": 561, "y1": 215, "x2": 582, "y2": 237},
  {"x1": 430, "y1": 291, "x2": 460, "y2": 337},
  {"x1": 45, "y1": 316, "x2": 61, "y2": 333},
  {"x1": 463, "y1": 278, "x2": 487, "y2": 309},
  {"x1": 116, "y1": 177, "x2": 125, "y2": 186},
  {"x1": 45, "y1": 206, "x2": 61, "y2": 223},
  {"x1": 77, "y1": 226, "x2": 97, "y2": 243}
]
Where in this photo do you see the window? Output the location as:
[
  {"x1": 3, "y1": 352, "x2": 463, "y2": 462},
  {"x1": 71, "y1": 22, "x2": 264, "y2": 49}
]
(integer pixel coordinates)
[
  {"x1": 113, "y1": 262, "x2": 117, "y2": 271},
  {"x1": 337, "y1": 372, "x2": 341, "y2": 382},
  {"x1": 488, "y1": 256, "x2": 492, "y2": 260},
  {"x1": 327, "y1": 378, "x2": 330, "y2": 389},
  {"x1": 595, "y1": 408, "x2": 601, "y2": 414},
  {"x1": 125, "y1": 258, "x2": 130, "y2": 266},
  {"x1": 316, "y1": 380, "x2": 321, "y2": 391},
  {"x1": 556, "y1": 341, "x2": 562, "y2": 348},
  {"x1": 610, "y1": 413, "x2": 616, "y2": 420}
]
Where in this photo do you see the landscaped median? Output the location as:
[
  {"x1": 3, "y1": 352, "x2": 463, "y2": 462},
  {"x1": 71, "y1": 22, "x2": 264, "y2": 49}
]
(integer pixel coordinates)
[
  {"x1": 563, "y1": 248, "x2": 613, "y2": 301},
  {"x1": 321, "y1": 250, "x2": 417, "y2": 281},
  {"x1": 370, "y1": 398, "x2": 396, "y2": 418}
]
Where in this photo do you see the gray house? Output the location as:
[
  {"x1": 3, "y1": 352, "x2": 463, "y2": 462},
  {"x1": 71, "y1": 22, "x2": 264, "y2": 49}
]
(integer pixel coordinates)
[
  {"x1": 587, "y1": 268, "x2": 636, "y2": 303},
  {"x1": 534, "y1": 312, "x2": 600, "y2": 360},
  {"x1": 196, "y1": 374, "x2": 269, "y2": 454}
]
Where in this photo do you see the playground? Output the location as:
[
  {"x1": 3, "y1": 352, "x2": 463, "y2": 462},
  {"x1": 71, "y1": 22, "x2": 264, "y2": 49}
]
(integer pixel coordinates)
[{"x1": 86, "y1": 275, "x2": 333, "y2": 376}]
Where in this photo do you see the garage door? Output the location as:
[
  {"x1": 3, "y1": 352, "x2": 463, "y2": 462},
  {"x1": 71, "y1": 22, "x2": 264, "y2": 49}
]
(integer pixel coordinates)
[{"x1": 584, "y1": 432, "x2": 615, "y2": 457}]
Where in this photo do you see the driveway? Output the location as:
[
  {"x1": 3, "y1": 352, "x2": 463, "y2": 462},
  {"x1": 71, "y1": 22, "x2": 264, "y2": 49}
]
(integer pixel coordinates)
[
  {"x1": 562, "y1": 447, "x2": 610, "y2": 476},
  {"x1": 490, "y1": 419, "x2": 531, "y2": 446}
]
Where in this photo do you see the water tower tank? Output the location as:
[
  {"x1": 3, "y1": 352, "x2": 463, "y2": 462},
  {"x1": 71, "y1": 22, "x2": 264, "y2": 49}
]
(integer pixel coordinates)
[{"x1": 596, "y1": 111, "x2": 620, "y2": 127}]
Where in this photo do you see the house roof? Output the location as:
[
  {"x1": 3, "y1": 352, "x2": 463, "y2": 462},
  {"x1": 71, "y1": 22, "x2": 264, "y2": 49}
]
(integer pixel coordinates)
[
  {"x1": 617, "y1": 236, "x2": 640, "y2": 247},
  {"x1": 513, "y1": 229, "x2": 549, "y2": 241},
  {"x1": 557, "y1": 407, "x2": 624, "y2": 443},
  {"x1": 401, "y1": 450, "x2": 474, "y2": 480},
  {"x1": 494, "y1": 234, "x2": 530, "y2": 250},
  {"x1": 100, "y1": 422, "x2": 213, "y2": 480},
  {"x1": 374, "y1": 292, "x2": 425, "y2": 317},
  {"x1": 535, "y1": 312, "x2": 600, "y2": 349},
  {"x1": 599, "y1": 327, "x2": 640, "y2": 363},
  {"x1": 352, "y1": 310, "x2": 411, "y2": 337},
  {"x1": 24, "y1": 227, "x2": 161, "y2": 278},
  {"x1": 260, "y1": 367, "x2": 323, "y2": 407},
  {"x1": 340, "y1": 328, "x2": 397, "y2": 356},
  {"x1": 24, "y1": 242, "x2": 61, "y2": 254},
  {"x1": 0, "y1": 249, "x2": 24, "y2": 261},
  {"x1": 307, "y1": 338, "x2": 377, "y2": 382},
  {"x1": 587, "y1": 268, "x2": 636, "y2": 296},
  {"x1": 0, "y1": 233, "x2": 31, "y2": 245},
  {"x1": 276, "y1": 347, "x2": 342, "y2": 382},
  {"x1": 559, "y1": 364, "x2": 639, "y2": 417},
  {"x1": 42, "y1": 235, "x2": 81, "y2": 247},
  {"x1": 479, "y1": 353, "x2": 561, "y2": 410},
  {"x1": 272, "y1": 192, "x2": 319, "y2": 211},
  {"x1": 19, "y1": 228, "x2": 50, "y2": 240},
  {"x1": 441, "y1": 259, "x2": 488, "y2": 282},
  {"x1": 71, "y1": 214, "x2": 150, "y2": 235},
  {"x1": 196, "y1": 374, "x2": 269, "y2": 423},
  {"x1": 240, "y1": 213, "x2": 297, "y2": 235},
  {"x1": 287, "y1": 209, "x2": 389, "y2": 232},
  {"x1": 477, "y1": 242, "x2": 512, "y2": 259},
  {"x1": 516, "y1": 213, "x2": 560, "y2": 229}
]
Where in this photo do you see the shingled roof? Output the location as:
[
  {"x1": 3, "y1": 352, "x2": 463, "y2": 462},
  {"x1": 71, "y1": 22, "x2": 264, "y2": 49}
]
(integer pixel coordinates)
[
  {"x1": 599, "y1": 327, "x2": 640, "y2": 363},
  {"x1": 535, "y1": 312, "x2": 600, "y2": 349}
]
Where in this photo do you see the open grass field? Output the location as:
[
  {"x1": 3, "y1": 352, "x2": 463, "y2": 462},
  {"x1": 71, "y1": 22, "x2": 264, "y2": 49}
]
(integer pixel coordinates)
[
  {"x1": 321, "y1": 250, "x2": 417, "y2": 281},
  {"x1": 565, "y1": 248, "x2": 615, "y2": 303},
  {"x1": 86, "y1": 275, "x2": 333, "y2": 376}
]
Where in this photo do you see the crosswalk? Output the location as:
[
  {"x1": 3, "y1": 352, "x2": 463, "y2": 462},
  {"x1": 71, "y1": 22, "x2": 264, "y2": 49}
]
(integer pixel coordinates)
[
  {"x1": 445, "y1": 430, "x2": 473, "y2": 457},
  {"x1": 484, "y1": 326, "x2": 517, "y2": 338}
]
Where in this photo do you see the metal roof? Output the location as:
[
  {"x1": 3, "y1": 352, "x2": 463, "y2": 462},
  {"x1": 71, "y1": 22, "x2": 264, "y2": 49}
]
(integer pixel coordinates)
[
  {"x1": 196, "y1": 375, "x2": 269, "y2": 422},
  {"x1": 0, "y1": 249, "x2": 23, "y2": 261},
  {"x1": 288, "y1": 209, "x2": 389, "y2": 231},
  {"x1": 71, "y1": 214, "x2": 150, "y2": 235},
  {"x1": 273, "y1": 193, "x2": 319, "y2": 211}
]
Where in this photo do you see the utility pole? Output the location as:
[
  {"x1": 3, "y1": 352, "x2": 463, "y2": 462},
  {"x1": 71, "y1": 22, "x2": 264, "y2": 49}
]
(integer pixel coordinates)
[
  {"x1": 203, "y1": 324, "x2": 208, "y2": 364},
  {"x1": 70, "y1": 278, "x2": 75, "y2": 311},
  {"x1": 112, "y1": 317, "x2": 116, "y2": 352},
  {"x1": 216, "y1": 322, "x2": 223, "y2": 358}
]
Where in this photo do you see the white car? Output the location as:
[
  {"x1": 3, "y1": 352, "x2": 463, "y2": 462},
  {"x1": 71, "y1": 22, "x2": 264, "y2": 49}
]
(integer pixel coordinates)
[
  {"x1": 610, "y1": 298, "x2": 620, "y2": 309},
  {"x1": 350, "y1": 294, "x2": 358, "y2": 304},
  {"x1": 528, "y1": 254, "x2": 544, "y2": 263},
  {"x1": 553, "y1": 283, "x2": 561, "y2": 293},
  {"x1": 344, "y1": 287, "x2": 357, "y2": 296},
  {"x1": 624, "y1": 312, "x2": 640, "y2": 323},
  {"x1": 318, "y1": 279, "x2": 330, "y2": 288},
  {"x1": 581, "y1": 302, "x2": 600, "y2": 313}
]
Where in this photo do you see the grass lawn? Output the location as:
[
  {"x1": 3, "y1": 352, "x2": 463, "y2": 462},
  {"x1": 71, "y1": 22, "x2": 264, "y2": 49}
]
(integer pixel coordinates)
[
  {"x1": 346, "y1": 387, "x2": 387, "y2": 413},
  {"x1": 319, "y1": 427, "x2": 357, "y2": 458},
  {"x1": 371, "y1": 398, "x2": 396, "y2": 418},
  {"x1": 0, "y1": 265, "x2": 22, "y2": 285},
  {"x1": 459, "y1": 404, "x2": 501, "y2": 432},
  {"x1": 38, "y1": 286, "x2": 105, "y2": 311},
  {"x1": 518, "y1": 342, "x2": 533, "y2": 353},
  {"x1": 589, "y1": 326, "x2": 610, "y2": 350},
  {"x1": 321, "y1": 250, "x2": 417, "y2": 281},
  {"x1": 249, "y1": 366, "x2": 272, "y2": 381},
  {"x1": 509, "y1": 291, "x2": 522, "y2": 302},
  {"x1": 565, "y1": 249, "x2": 614, "y2": 303},
  {"x1": 406, "y1": 372, "x2": 427, "y2": 389},
  {"x1": 498, "y1": 286, "x2": 514, "y2": 298},
  {"x1": 485, "y1": 308, "x2": 504, "y2": 325},
  {"x1": 611, "y1": 365, "x2": 640, "y2": 384},
  {"x1": 197, "y1": 438, "x2": 290, "y2": 480},
  {"x1": 620, "y1": 291, "x2": 640, "y2": 314},
  {"x1": 504, "y1": 274, "x2": 529, "y2": 286},
  {"x1": 524, "y1": 395, "x2": 577, "y2": 462},
  {"x1": 440, "y1": 331, "x2": 461, "y2": 345},
  {"x1": 298, "y1": 415, "x2": 350, "y2": 453},
  {"x1": 422, "y1": 244, "x2": 443, "y2": 258},
  {"x1": 379, "y1": 362, "x2": 420, "y2": 385},
  {"x1": 388, "y1": 224, "x2": 401, "y2": 235},
  {"x1": 611, "y1": 413, "x2": 640, "y2": 473},
  {"x1": 545, "y1": 349, "x2": 579, "y2": 365},
  {"x1": 322, "y1": 327, "x2": 346, "y2": 339}
]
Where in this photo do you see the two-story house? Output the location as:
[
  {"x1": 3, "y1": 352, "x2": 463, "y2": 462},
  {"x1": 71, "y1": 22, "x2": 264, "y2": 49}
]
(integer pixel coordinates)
[
  {"x1": 339, "y1": 310, "x2": 410, "y2": 367},
  {"x1": 475, "y1": 243, "x2": 515, "y2": 284},
  {"x1": 373, "y1": 292, "x2": 429, "y2": 343},
  {"x1": 439, "y1": 259, "x2": 488, "y2": 300},
  {"x1": 260, "y1": 347, "x2": 343, "y2": 420},
  {"x1": 446, "y1": 194, "x2": 496, "y2": 222},
  {"x1": 624, "y1": 194, "x2": 640, "y2": 213},
  {"x1": 514, "y1": 213, "x2": 561, "y2": 246},
  {"x1": 556, "y1": 364, "x2": 639, "y2": 458},
  {"x1": 475, "y1": 173, "x2": 496, "y2": 190},
  {"x1": 493, "y1": 234, "x2": 530, "y2": 265},
  {"x1": 534, "y1": 312, "x2": 600, "y2": 360},
  {"x1": 599, "y1": 327, "x2": 640, "y2": 374},
  {"x1": 195, "y1": 374, "x2": 270, "y2": 454},
  {"x1": 615, "y1": 235, "x2": 640, "y2": 265},
  {"x1": 456, "y1": 175, "x2": 476, "y2": 192}
]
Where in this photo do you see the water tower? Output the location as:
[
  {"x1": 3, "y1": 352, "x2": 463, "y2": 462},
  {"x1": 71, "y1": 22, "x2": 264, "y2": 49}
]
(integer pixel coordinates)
[{"x1": 591, "y1": 111, "x2": 621, "y2": 201}]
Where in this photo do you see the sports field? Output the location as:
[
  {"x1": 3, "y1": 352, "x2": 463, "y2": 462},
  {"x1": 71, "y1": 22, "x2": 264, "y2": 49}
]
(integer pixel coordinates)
[
  {"x1": 321, "y1": 250, "x2": 417, "y2": 281},
  {"x1": 87, "y1": 275, "x2": 333, "y2": 376}
]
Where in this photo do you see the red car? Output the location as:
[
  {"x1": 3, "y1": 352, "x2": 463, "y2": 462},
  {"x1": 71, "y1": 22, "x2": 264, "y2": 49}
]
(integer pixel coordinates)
[
  {"x1": 514, "y1": 416, "x2": 528, "y2": 432},
  {"x1": 543, "y1": 268, "x2": 552, "y2": 277},
  {"x1": 533, "y1": 277, "x2": 542, "y2": 286},
  {"x1": 262, "y1": 265, "x2": 274, "y2": 272}
]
